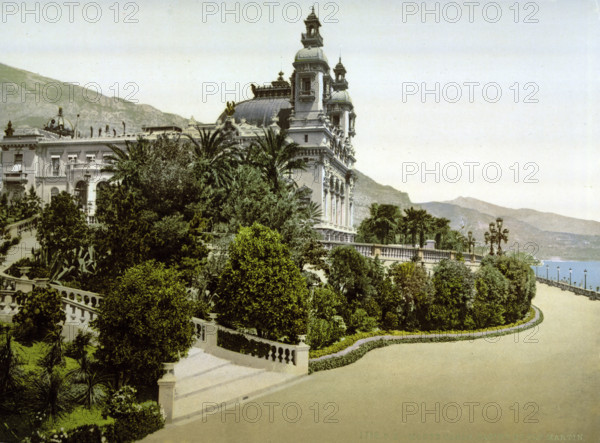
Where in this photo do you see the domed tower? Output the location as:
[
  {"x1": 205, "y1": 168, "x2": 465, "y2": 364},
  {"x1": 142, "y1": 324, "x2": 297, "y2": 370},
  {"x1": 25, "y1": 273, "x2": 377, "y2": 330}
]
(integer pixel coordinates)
[
  {"x1": 290, "y1": 6, "x2": 331, "y2": 120},
  {"x1": 328, "y1": 57, "x2": 356, "y2": 140},
  {"x1": 286, "y1": 9, "x2": 356, "y2": 242}
]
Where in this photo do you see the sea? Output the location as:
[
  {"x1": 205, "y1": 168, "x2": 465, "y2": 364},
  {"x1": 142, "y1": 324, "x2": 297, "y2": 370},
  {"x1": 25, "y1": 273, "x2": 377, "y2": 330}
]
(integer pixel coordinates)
[{"x1": 533, "y1": 260, "x2": 600, "y2": 292}]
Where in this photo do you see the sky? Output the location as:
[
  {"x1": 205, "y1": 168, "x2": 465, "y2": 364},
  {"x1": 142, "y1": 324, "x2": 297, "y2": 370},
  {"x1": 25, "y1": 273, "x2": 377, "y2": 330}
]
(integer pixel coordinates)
[{"x1": 1, "y1": 0, "x2": 598, "y2": 221}]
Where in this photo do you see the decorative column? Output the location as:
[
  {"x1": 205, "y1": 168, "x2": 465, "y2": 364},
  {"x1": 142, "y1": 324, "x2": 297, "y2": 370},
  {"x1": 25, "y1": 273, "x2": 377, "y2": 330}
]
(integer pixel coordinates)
[{"x1": 157, "y1": 363, "x2": 177, "y2": 423}]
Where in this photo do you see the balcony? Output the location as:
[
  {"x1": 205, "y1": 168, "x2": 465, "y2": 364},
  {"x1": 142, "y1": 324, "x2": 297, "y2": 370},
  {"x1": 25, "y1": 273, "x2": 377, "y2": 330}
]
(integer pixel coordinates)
[
  {"x1": 298, "y1": 89, "x2": 315, "y2": 102},
  {"x1": 3, "y1": 172, "x2": 28, "y2": 184}
]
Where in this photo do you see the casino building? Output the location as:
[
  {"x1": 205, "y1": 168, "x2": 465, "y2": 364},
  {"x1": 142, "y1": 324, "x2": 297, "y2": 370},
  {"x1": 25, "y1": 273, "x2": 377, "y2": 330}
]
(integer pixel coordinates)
[{"x1": 1, "y1": 9, "x2": 357, "y2": 241}]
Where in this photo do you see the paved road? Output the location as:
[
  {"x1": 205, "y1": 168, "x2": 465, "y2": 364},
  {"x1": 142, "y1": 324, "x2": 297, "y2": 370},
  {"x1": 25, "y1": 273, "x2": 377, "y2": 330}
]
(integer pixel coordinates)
[{"x1": 145, "y1": 284, "x2": 600, "y2": 442}]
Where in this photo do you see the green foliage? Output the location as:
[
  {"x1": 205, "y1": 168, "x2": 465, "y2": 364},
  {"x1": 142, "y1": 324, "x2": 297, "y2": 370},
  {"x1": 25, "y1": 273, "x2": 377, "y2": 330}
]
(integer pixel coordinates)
[
  {"x1": 348, "y1": 308, "x2": 377, "y2": 333},
  {"x1": 222, "y1": 165, "x2": 321, "y2": 269},
  {"x1": 93, "y1": 261, "x2": 195, "y2": 386},
  {"x1": 385, "y1": 262, "x2": 433, "y2": 331},
  {"x1": 356, "y1": 203, "x2": 402, "y2": 244},
  {"x1": 472, "y1": 265, "x2": 509, "y2": 328},
  {"x1": 247, "y1": 128, "x2": 307, "y2": 193},
  {"x1": 216, "y1": 223, "x2": 308, "y2": 342},
  {"x1": 429, "y1": 259, "x2": 475, "y2": 330},
  {"x1": 38, "y1": 332, "x2": 66, "y2": 373},
  {"x1": 37, "y1": 192, "x2": 89, "y2": 260},
  {"x1": 13, "y1": 287, "x2": 65, "y2": 344},
  {"x1": 102, "y1": 386, "x2": 165, "y2": 443},
  {"x1": 28, "y1": 369, "x2": 75, "y2": 421},
  {"x1": 309, "y1": 307, "x2": 544, "y2": 373},
  {"x1": 327, "y1": 246, "x2": 376, "y2": 306},
  {"x1": 0, "y1": 329, "x2": 26, "y2": 415},
  {"x1": 482, "y1": 254, "x2": 536, "y2": 322}
]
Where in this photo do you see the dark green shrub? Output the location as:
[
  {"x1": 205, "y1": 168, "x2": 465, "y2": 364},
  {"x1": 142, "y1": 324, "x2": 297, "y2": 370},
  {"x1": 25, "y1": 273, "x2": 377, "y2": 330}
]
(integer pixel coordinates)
[
  {"x1": 472, "y1": 265, "x2": 509, "y2": 328},
  {"x1": 385, "y1": 262, "x2": 433, "y2": 331},
  {"x1": 216, "y1": 223, "x2": 308, "y2": 343},
  {"x1": 429, "y1": 259, "x2": 475, "y2": 330},
  {"x1": 383, "y1": 312, "x2": 399, "y2": 330},
  {"x1": 13, "y1": 287, "x2": 65, "y2": 344},
  {"x1": 348, "y1": 308, "x2": 377, "y2": 333},
  {"x1": 482, "y1": 254, "x2": 536, "y2": 322}
]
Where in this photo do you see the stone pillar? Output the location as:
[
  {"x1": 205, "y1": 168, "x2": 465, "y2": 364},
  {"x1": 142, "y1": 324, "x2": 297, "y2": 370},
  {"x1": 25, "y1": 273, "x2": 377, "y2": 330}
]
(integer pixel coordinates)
[
  {"x1": 295, "y1": 336, "x2": 310, "y2": 375},
  {"x1": 158, "y1": 363, "x2": 177, "y2": 424}
]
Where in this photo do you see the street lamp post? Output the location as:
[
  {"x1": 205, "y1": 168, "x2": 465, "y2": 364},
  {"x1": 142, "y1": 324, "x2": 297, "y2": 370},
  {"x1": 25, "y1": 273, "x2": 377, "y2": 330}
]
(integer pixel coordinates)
[
  {"x1": 557, "y1": 266, "x2": 560, "y2": 282},
  {"x1": 584, "y1": 269, "x2": 587, "y2": 289},
  {"x1": 569, "y1": 268, "x2": 572, "y2": 286},
  {"x1": 546, "y1": 265, "x2": 549, "y2": 280}
]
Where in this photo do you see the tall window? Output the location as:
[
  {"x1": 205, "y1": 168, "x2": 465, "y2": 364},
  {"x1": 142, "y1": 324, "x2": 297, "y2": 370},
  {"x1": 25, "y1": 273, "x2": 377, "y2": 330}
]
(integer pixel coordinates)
[
  {"x1": 50, "y1": 187, "x2": 59, "y2": 201},
  {"x1": 51, "y1": 156, "x2": 60, "y2": 176},
  {"x1": 12, "y1": 153, "x2": 23, "y2": 172},
  {"x1": 302, "y1": 78, "x2": 311, "y2": 93}
]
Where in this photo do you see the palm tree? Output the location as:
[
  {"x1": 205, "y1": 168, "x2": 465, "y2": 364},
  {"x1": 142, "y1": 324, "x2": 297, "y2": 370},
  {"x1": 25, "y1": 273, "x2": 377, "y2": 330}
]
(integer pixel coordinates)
[
  {"x1": 248, "y1": 128, "x2": 308, "y2": 193},
  {"x1": 29, "y1": 369, "x2": 74, "y2": 421},
  {"x1": 106, "y1": 137, "x2": 152, "y2": 188},
  {"x1": 433, "y1": 217, "x2": 451, "y2": 248},
  {"x1": 182, "y1": 127, "x2": 241, "y2": 190},
  {"x1": 67, "y1": 352, "x2": 109, "y2": 409},
  {"x1": 404, "y1": 207, "x2": 434, "y2": 247},
  {"x1": 366, "y1": 203, "x2": 401, "y2": 244}
]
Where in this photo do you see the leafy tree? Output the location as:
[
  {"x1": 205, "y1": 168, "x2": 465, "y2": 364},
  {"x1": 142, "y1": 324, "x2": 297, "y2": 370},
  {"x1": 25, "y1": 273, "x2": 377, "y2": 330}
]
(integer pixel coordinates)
[
  {"x1": 306, "y1": 286, "x2": 347, "y2": 349},
  {"x1": 482, "y1": 254, "x2": 536, "y2": 322},
  {"x1": 37, "y1": 192, "x2": 89, "y2": 261},
  {"x1": 472, "y1": 265, "x2": 509, "y2": 327},
  {"x1": 13, "y1": 287, "x2": 65, "y2": 344},
  {"x1": 356, "y1": 203, "x2": 401, "y2": 244},
  {"x1": 216, "y1": 223, "x2": 308, "y2": 342},
  {"x1": 429, "y1": 259, "x2": 475, "y2": 330},
  {"x1": 385, "y1": 262, "x2": 433, "y2": 331},
  {"x1": 248, "y1": 128, "x2": 307, "y2": 193},
  {"x1": 327, "y1": 246, "x2": 376, "y2": 310},
  {"x1": 222, "y1": 165, "x2": 322, "y2": 268},
  {"x1": 93, "y1": 261, "x2": 195, "y2": 387}
]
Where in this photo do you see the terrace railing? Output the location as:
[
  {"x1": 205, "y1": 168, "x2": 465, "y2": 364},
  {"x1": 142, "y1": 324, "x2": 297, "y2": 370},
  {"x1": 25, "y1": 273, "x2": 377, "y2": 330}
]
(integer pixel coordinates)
[
  {"x1": 192, "y1": 317, "x2": 309, "y2": 376},
  {"x1": 320, "y1": 240, "x2": 484, "y2": 264},
  {"x1": 536, "y1": 276, "x2": 599, "y2": 301}
]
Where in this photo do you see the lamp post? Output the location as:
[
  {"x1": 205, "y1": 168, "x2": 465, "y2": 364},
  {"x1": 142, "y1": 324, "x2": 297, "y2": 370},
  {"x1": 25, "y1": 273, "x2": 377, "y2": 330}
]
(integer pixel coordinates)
[
  {"x1": 546, "y1": 264, "x2": 549, "y2": 280},
  {"x1": 584, "y1": 269, "x2": 587, "y2": 289},
  {"x1": 557, "y1": 266, "x2": 560, "y2": 282},
  {"x1": 569, "y1": 268, "x2": 572, "y2": 286}
]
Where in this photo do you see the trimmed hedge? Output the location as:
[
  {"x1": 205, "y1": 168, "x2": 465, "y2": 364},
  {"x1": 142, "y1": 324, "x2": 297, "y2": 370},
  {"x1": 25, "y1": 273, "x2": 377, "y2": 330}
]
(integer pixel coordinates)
[{"x1": 308, "y1": 307, "x2": 543, "y2": 374}]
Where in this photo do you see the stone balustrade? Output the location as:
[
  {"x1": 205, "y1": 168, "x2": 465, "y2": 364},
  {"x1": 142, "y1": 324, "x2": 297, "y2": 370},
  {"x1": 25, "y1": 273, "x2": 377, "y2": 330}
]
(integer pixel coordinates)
[
  {"x1": 192, "y1": 317, "x2": 309, "y2": 376},
  {"x1": 536, "y1": 277, "x2": 600, "y2": 301},
  {"x1": 4, "y1": 214, "x2": 39, "y2": 238},
  {"x1": 0, "y1": 291, "x2": 23, "y2": 322},
  {"x1": 0, "y1": 274, "x2": 102, "y2": 340},
  {"x1": 320, "y1": 240, "x2": 483, "y2": 264}
]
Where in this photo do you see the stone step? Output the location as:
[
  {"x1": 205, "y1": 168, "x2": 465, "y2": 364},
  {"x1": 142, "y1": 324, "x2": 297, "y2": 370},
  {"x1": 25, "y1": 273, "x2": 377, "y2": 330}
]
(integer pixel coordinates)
[
  {"x1": 175, "y1": 364, "x2": 263, "y2": 399},
  {"x1": 174, "y1": 348, "x2": 231, "y2": 379},
  {"x1": 172, "y1": 370, "x2": 301, "y2": 423}
]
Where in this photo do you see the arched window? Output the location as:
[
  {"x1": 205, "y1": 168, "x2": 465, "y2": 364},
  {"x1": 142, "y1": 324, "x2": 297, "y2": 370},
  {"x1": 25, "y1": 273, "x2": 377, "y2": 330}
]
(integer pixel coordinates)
[
  {"x1": 50, "y1": 187, "x2": 59, "y2": 202},
  {"x1": 74, "y1": 181, "x2": 88, "y2": 210}
]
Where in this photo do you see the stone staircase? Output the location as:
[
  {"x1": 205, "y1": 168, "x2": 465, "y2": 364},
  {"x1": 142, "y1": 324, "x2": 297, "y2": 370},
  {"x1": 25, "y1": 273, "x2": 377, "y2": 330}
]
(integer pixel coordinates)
[{"x1": 170, "y1": 347, "x2": 304, "y2": 423}]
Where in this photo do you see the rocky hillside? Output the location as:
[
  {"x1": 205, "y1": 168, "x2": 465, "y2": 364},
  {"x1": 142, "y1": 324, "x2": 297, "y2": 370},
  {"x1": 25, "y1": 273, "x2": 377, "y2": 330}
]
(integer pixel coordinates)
[
  {"x1": 0, "y1": 63, "x2": 188, "y2": 135},
  {"x1": 353, "y1": 170, "x2": 413, "y2": 225}
]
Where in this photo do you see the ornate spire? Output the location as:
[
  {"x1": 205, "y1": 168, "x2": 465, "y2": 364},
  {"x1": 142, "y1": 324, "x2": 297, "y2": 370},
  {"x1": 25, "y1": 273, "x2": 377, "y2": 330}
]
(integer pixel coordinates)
[
  {"x1": 4, "y1": 120, "x2": 14, "y2": 137},
  {"x1": 332, "y1": 57, "x2": 348, "y2": 91},
  {"x1": 301, "y1": 7, "x2": 323, "y2": 48}
]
